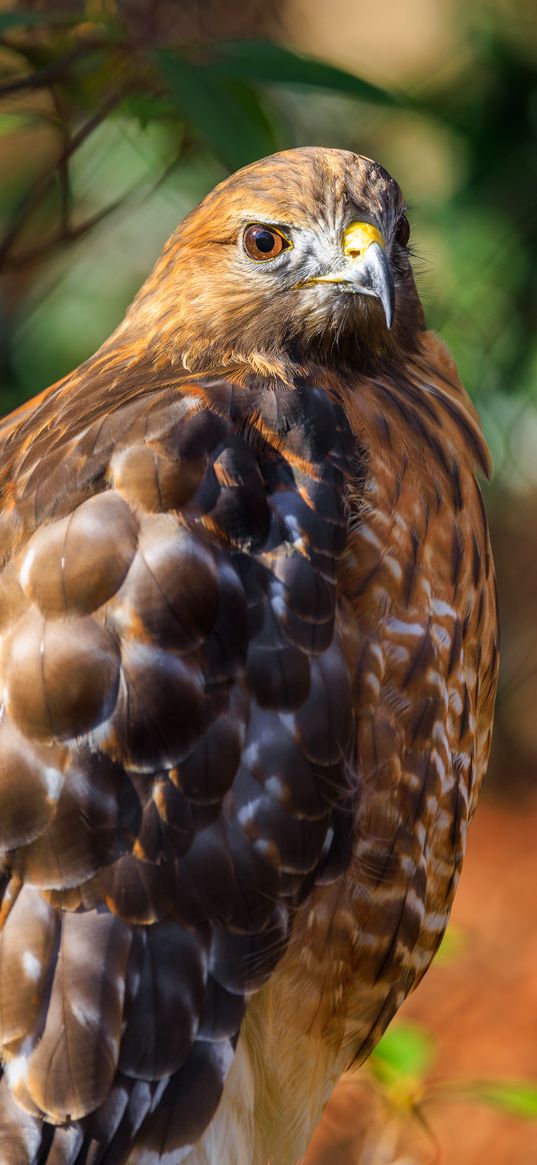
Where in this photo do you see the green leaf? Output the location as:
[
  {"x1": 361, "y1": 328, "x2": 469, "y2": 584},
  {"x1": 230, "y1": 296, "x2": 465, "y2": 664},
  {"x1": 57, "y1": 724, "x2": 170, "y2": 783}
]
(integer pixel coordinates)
[
  {"x1": 156, "y1": 49, "x2": 279, "y2": 170},
  {"x1": 122, "y1": 92, "x2": 179, "y2": 130},
  {"x1": 370, "y1": 1023, "x2": 436, "y2": 1086},
  {"x1": 465, "y1": 1081, "x2": 537, "y2": 1119},
  {"x1": 209, "y1": 40, "x2": 401, "y2": 107},
  {"x1": 0, "y1": 10, "x2": 77, "y2": 30}
]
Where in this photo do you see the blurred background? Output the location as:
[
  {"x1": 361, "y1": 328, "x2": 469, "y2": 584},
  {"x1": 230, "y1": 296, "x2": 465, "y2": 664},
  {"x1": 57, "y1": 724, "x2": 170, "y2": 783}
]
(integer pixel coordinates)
[{"x1": 0, "y1": 0, "x2": 536, "y2": 1160}]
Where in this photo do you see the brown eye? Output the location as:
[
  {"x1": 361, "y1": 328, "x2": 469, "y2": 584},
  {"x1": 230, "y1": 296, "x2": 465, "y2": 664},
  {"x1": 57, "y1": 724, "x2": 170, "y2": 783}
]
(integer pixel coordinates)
[
  {"x1": 244, "y1": 224, "x2": 290, "y2": 261},
  {"x1": 395, "y1": 214, "x2": 410, "y2": 247}
]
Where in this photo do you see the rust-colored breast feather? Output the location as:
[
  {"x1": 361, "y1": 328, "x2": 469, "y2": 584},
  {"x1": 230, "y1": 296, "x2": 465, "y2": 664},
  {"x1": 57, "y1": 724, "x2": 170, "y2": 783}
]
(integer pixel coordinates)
[
  {"x1": 0, "y1": 360, "x2": 359, "y2": 1162},
  {"x1": 225, "y1": 337, "x2": 498, "y2": 1165}
]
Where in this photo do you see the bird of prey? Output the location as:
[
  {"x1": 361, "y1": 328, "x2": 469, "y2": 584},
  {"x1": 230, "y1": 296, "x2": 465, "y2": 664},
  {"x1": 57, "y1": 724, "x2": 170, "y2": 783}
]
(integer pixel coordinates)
[{"x1": 0, "y1": 147, "x2": 498, "y2": 1165}]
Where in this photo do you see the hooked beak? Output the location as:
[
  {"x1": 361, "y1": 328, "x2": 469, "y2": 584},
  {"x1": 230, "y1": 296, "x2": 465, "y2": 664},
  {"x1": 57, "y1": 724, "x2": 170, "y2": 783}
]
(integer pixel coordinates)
[{"x1": 298, "y1": 221, "x2": 395, "y2": 330}]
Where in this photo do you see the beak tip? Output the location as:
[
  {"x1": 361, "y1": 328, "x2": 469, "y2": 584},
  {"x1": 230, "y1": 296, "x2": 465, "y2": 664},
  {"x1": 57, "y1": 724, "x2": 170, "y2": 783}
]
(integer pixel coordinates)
[{"x1": 365, "y1": 241, "x2": 395, "y2": 332}]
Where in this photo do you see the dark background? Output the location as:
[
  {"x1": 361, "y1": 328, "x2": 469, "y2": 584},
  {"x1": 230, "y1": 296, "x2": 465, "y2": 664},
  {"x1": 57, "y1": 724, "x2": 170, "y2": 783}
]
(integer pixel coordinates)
[{"x1": 0, "y1": 1, "x2": 536, "y2": 1160}]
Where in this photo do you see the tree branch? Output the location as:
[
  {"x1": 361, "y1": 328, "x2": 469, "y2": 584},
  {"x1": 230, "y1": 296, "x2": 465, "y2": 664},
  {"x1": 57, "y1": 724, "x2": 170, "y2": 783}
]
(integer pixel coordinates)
[
  {"x1": 0, "y1": 87, "x2": 125, "y2": 270},
  {"x1": 0, "y1": 39, "x2": 104, "y2": 98}
]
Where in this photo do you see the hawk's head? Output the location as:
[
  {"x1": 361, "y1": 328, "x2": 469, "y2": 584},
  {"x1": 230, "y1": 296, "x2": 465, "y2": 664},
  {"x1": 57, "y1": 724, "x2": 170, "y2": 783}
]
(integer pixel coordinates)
[{"x1": 128, "y1": 147, "x2": 424, "y2": 373}]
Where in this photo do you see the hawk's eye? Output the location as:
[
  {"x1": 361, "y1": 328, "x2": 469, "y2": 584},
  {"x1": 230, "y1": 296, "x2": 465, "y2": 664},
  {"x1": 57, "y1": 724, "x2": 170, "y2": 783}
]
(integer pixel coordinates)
[
  {"x1": 243, "y1": 224, "x2": 291, "y2": 261},
  {"x1": 395, "y1": 215, "x2": 410, "y2": 247}
]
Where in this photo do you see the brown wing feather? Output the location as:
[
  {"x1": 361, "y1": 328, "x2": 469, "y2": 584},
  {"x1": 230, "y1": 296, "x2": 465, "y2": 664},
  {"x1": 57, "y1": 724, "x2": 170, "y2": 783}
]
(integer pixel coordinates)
[{"x1": 0, "y1": 352, "x2": 357, "y2": 1163}]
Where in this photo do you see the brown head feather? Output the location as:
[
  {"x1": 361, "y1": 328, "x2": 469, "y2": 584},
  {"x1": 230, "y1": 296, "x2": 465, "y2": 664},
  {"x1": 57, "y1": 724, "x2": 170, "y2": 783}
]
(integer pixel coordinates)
[{"x1": 121, "y1": 147, "x2": 424, "y2": 374}]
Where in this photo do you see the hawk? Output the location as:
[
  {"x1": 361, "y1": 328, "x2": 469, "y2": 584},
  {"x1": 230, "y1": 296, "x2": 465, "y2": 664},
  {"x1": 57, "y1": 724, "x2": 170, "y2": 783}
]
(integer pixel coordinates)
[{"x1": 0, "y1": 147, "x2": 498, "y2": 1165}]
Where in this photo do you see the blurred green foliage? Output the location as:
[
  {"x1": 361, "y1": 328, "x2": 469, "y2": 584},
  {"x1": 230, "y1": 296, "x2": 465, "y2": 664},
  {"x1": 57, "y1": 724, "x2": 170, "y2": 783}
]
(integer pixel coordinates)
[
  {"x1": 363, "y1": 1017, "x2": 537, "y2": 1159},
  {"x1": 0, "y1": 2, "x2": 535, "y2": 491},
  {"x1": 371, "y1": 1020, "x2": 537, "y2": 1119},
  {"x1": 370, "y1": 1022, "x2": 436, "y2": 1092}
]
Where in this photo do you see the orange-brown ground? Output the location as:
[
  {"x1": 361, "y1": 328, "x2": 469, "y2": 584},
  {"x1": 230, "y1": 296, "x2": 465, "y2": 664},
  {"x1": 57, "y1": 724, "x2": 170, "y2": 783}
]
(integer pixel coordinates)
[{"x1": 304, "y1": 795, "x2": 537, "y2": 1165}]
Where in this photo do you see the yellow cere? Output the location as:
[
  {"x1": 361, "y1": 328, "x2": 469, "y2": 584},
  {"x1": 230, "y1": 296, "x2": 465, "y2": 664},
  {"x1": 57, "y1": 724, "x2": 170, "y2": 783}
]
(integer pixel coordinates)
[{"x1": 342, "y1": 221, "x2": 385, "y2": 259}]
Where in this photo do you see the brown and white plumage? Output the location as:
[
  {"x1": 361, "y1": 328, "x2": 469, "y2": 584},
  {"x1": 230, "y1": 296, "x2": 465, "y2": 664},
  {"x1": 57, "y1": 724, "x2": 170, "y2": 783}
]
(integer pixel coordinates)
[{"x1": 0, "y1": 147, "x2": 498, "y2": 1164}]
